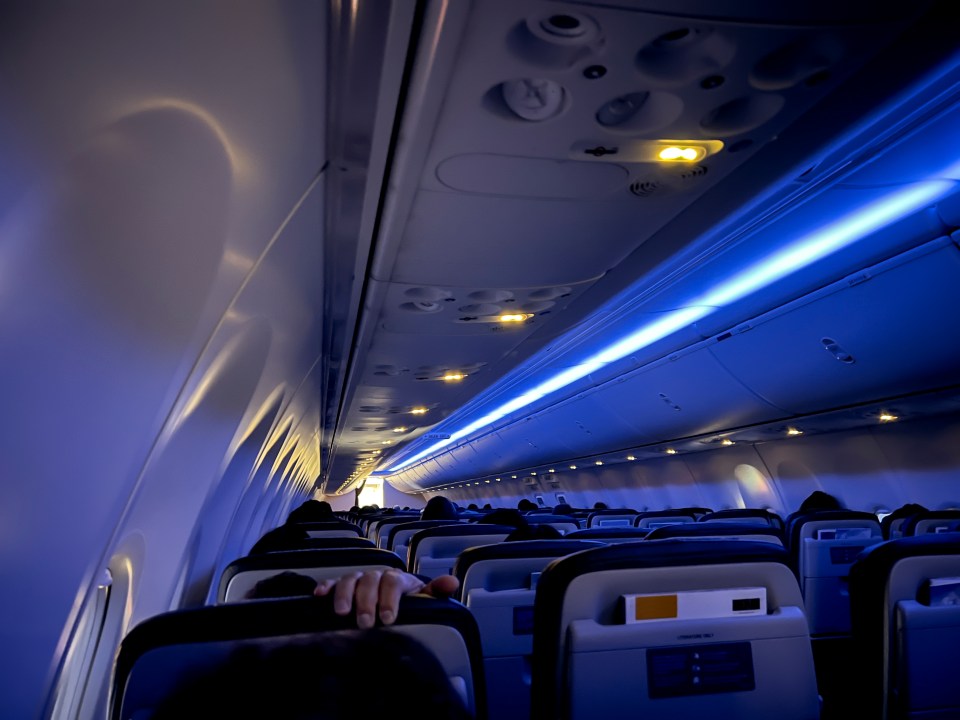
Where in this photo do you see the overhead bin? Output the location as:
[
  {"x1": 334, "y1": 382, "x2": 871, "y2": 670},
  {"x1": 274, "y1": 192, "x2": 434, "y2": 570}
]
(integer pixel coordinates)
[{"x1": 709, "y1": 237, "x2": 960, "y2": 414}]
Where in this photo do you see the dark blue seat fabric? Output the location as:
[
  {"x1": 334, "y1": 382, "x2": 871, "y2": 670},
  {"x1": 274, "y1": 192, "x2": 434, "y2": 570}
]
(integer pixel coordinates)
[
  {"x1": 111, "y1": 593, "x2": 486, "y2": 720},
  {"x1": 631, "y1": 509, "x2": 700, "y2": 528},
  {"x1": 566, "y1": 527, "x2": 649, "y2": 542},
  {"x1": 699, "y1": 508, "x2": 784, "y2": 530},
  {"x1": 585, "y1": 509, "x2": 639, "y2": 528},
  {"x1": 901, "y1": 509, "x2": 960, "y2": 536},
  {"x1": 288, "y1": 520, "x2": 363, "y2": 537},
  {"x1": 786, "y1": 509, "x2": 881, "y2": 570},
  {"x1": 645, "y1": 522, "x2": 785, "y2": 545}
]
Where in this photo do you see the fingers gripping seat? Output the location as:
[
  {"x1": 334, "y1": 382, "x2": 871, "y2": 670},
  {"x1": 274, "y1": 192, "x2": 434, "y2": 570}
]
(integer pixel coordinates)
[
  {"x1": 217, "y1": 547, "x2": 405, "y2": 603},
  {"x1": 530, "y1": 539, "x2": 819, "y2": 720}
]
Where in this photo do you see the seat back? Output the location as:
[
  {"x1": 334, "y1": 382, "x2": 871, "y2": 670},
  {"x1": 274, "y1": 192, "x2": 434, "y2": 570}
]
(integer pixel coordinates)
[
  {"x1": 566, "y1": 527, "x2": 650, "y2": 543},
  {"x1": 849, "y1": 533, "x2": 960, "y2": 719},
  {"x1": 789, "y1": 510, "x2": 883, "y2": 635},
  {"x1": 110, "y1": 594, "x2": 486, "y2": 720},
  {"x1": 409, "y1": 525, "x2": 513, "y2": 578},
  {"x1": 525, "y1": 514, "x2": 580, "y2": 535},
  {"x1": 289, "y1": 520, "x2": 364, "y2": 539},
  {"x1": 217, "y1": 548, "x2": 405, "y2": 603},
  {"x1": 901, "y1": 510, "x2": 960, "y2": 537},
  {"x1": 587, "y1": 509, "x2": 639, "y2": 528},
  {"x1": 700, "y1": 509, "x2": 784, "y2": 530},
  {"x1": 645, "y1": 523, "x2": 785, "y2": 546},
  {"x1": 386, "y1": 519, "x2": 463, "y2": 558},
  {"x1": 531, "y1": 539, "x2": 819, "y2": 720},
  {"x1": 633, "y1": 509, "x2": 699, "y2": 529},
  {"x1": 453, "y1": 540, "x2": 603, "y2": 720}
]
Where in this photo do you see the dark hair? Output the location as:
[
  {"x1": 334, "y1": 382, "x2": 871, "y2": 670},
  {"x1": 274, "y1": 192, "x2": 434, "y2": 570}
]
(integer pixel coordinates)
[
  {"x1": 153, "y1": 631, "x2": 473, "y2": 719},
  {"x1": 476, "y1": 508, "x2": 527, "y2": 529},
  {"x1": 248, "y1": 525, "x2": 310, "y2": 555},
  {"x1": 245, "y1": 571, "x2": 317, "y2": 599},
  {"x1": 286, "y1": 500, "x2": 334, "y2": 524},
  {"x1": 506, "y1": 524, "x2": 562, "y2": 541},
  {"x1": 421, "y1": 495, "x2": 459, "y2": 521},
  {"x1": 517, "y1": 499, "x2": 538, "y2": 512},
  {"x1": 553, "y1": 503, "x2": 573, "y2": 516},
  {"x1": 593, "y1": 501, "x2": 608, "y2": 510},
  {"x1": 798, "y1": 491, "x2": 842, "y2": 512}
]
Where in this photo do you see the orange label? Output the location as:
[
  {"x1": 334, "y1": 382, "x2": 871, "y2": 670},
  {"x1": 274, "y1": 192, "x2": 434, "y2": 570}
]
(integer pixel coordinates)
[{"x1": 634, "y1": 594, "x2": 678, "y2": 620}]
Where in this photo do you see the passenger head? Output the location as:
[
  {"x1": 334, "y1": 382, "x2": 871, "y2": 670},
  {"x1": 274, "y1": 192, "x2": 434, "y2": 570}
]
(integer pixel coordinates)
[
  {"x1": 285, "y1": 499, "x2": 334, "y2": 524},
  {"x1": 593, "y1": 501, "x2": 608, "y2": 510},
  {"x1": 553, "y1": 503, "x2": 573, "y2": 517},
  {"x1": 153, "y1": 631, "x2": 473, "y2": 719},
  {"x1": 421, "y1": 495, "x2": 459, "y2": 520},
  {"x1": 506, "y1": 524, "x2": 562, "y2": 541},
  {"x1": 477, "y1": 508, "x2": 527, "y2": 529},
  {"x1": 245, "y1": 571, "x2": 317, "y2": 599},
  {"x1": 248, "y1": 525, "x2": 309, "y2": 555},
  {"x1": 517, "y1": 499, "x2": 538, "y2": 512},
  {"x1": 798, "y1": 491, "x2": 843, "y2": 512}
]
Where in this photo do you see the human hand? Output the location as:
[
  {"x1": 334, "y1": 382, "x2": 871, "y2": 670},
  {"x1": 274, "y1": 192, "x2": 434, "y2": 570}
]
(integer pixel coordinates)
[{"x1": 314, "y1": 569, "x2": 459, "y2": 628}]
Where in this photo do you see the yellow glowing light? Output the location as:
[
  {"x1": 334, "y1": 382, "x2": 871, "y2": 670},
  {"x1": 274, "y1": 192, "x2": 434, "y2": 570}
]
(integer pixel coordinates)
[
  {"x1": 410, "y1": 407, "x2": 428, "y2": 415},
  {"x1": 569, "y1": 465, "x2": 577, "y2": 469},
  {"x1": 549, "y1": 468, "x2": 555, "y2": 473},
  {"x1": 721, "y1": 438, "x2": 735, "y2": 446},
  {"x1": 665, "y1": 448, "x2": 678, "y2": 455},
  {"x1": 627, "y1": 455, "x2": 636, "y2": 461},
  {"x1": 658, "y1": 146, "x2": 702, "y2": 162},
  {"x1": 499, "y1": 313, "x2": 533, "y2": 323},
  {"x1": 442, "y1": 372, "x2": 467, "y2": 382},
  {"x1": 512, "y1": 475, "x2": 517, "y2": 479},
  {"x1": 879, "y1": 413, "x2": 899, "y2": 422},
  {"x1": 393, "y1": 427, "x2": 406, "y2": 433},
  {"x1": 531, "y1": 472, "x2": 537, "y2": 476},
  {"x1": 484, "y1": 479, "x2": 491, "y2": 483},
  {"x1": 381, "y1": 440, "x2": 392, "y2": 445},
  {"x1": 495, "y1": 478, "x2": 501, "y2": 481},
  {"x1": 595, "y1": 460, "x2": 604, "y2": 466},
  {"x1": 787, "y1": 427, "x2": 803, "y2": 436}
]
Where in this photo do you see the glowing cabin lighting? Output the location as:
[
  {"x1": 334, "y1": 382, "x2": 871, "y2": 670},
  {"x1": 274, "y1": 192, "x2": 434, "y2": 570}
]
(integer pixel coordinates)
[
  {"x1": 787, "y1": 427, "x2": 804, "y2": 436},
  {"x1": 384, "y1": 173, "x2": 958, "y2": 474},
  {"x1": 549, "y1": 468, "x2": 556, "y2": 473},
  {"x1": 411, "y1": 407, "x2": 428, "y2": 415},
  {"x1": 381, "y1": 440, "x2": 392, "y2": 445},
  {"x1": 879, "y1": 413, "x2": 899, "y2": 422},
  {"x1": 658, "y1": 146, "x2": 701, "y2": 162},
  {"x1": 511, "y1": 475, "x2": 517, "y2": 479},
  {"x1": 442, "y1": 372, "x2": 467, "y2": 382},
  {"x1": 500, "y1": 313, "x2": 533, "y2": 323},
  {"x1": 595, "y1": 460, "x2": 604, "y2": 466},
  {"x1": 569, "y1": 465, "x2": 577, "y2": 470},
  {"x1": 665, "y1": 448, "x2": 678, "y2": 455},
  {"x1": 495, "y1": 478, "x2": 501, "y2": 481},
  {"x1": 484, "y1": 479, "x2": 491, "y2": 483},
  {"x1": 627, "y1": 455, "x2": 636, "y2": 461},
  {"x1": 721, "y1": 439, "x2": 735, "y2": 446},
  {"x1": 393, "y1": 427, "x2": 406, "y2": 433}
]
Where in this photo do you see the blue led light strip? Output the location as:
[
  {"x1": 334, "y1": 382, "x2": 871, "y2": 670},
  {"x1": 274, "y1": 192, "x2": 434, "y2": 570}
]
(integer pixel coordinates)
[{"x1": 382, "y1": 175, "x2": 957, "y2": 474}]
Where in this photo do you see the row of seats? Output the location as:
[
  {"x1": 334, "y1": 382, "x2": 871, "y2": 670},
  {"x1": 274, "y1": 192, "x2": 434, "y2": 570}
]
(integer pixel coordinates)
[{"x1": 111, "y1": 504, "x2": 960, "y2": 720}]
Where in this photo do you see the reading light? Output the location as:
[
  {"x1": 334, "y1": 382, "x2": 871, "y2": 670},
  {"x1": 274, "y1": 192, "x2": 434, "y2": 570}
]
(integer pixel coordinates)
[
  {"x1": 786, "y1": 427, "x2": 803, "y2": 436},
  {"x1": 484, "y1": 479, "x2": 491, "y2": 483},
  {"x1": 665, "y1": 448, "x2": 678, "y2": 455},
  {"x1": 499, "y1": 313, "x2": 534, "y2": 323},
  {"x1": 658, "y1": 146, "x2": 702, "y2": 162},
  {"x1": 411, "y1": 407, "x2": 428, "y2": 414},
  {"x1": 531, "y1": 471, "x2": 537, "y2": 475},
  {"x1": 626, "y1": 455, "x2": 636, "y2": 461},
  {"x1": 879, "y1": 412, "x2": 899, "y2": 422},
  {"x1": 442, "y1": 372, "x2": 467, "y2": 382},
  {"x1": 511, "y1": 475, "x2": 518, "y2": 479},
  {"x1": 381, "y1": 440, "x2": 392, "y2": 445},
  {"x1": 393, "y1": 427, "x2": 406, "y2": 433},
  {"x1": 595, "y1": 460, "x2": 604, "y2": 466},
  {"x1": 384, "y1": 170, "x2": 957, "y2": 474},
  {"x1": 495, "y1": 477, "x2": 501, "y2": 481},
  {"x1": 569, "y1": 465, "x2": 577, "y2": 469},
  {"x1": 721, "y1": 439, "x2": 735, "y2": 446},
  {"x1": 549, "y1": 468, "x2": 555, "y2": 473}
]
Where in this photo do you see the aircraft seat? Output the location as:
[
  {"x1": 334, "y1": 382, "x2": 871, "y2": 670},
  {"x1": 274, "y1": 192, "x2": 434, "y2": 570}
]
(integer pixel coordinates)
[
  {"x1": 566, "y1": 527, "x2": 650, "y2": 543},
  {"x1": 586, "y1": 509, "x2": 639, "y2": 528},
  {"x1": 452, "y1": 539, "x2": 604, "y2": 720},
  {"x1": 110, "y1": 593, "x2": 486, "y2": 720},
  {"x1": 408, "y1": 524, "x2": 513, "y2": 578},
  {"x1": 699, "y1": 509, "x2": 784, "y2": 530},
  {"x1": 632, "y1": 509, "x2": 699, "y2": 530},
  {"x1": 645, "y1": 522, "x2": 785, "y2": 546},
  {"x1": 288, "y1": 520, "x2": 363, "y2": 538},
  {"x1": 524, "y1": 514, "x2": 580, "y2": 534},
  {"x1": 901, "y1": 510, "x2": 960, "y2": 537},
  {"x1": 217, "y1": 547, "x2": 405, "y2": 603},
  {"x1": 386, "y1": 519, "x2": 463, "y2": 558},
  {"x1": 849, "y1": 532, "x2": 960, "y2": 719},
  {"x1": 530, "y1": 539, "x2": 819, "y2": 720}
]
